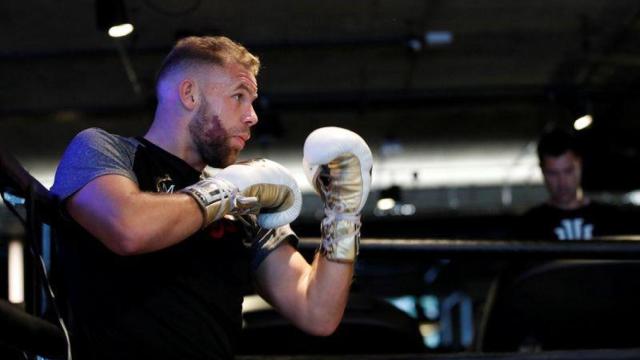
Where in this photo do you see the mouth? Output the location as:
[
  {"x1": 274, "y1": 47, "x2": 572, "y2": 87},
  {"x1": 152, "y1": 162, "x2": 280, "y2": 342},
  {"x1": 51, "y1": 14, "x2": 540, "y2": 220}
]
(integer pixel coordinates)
[
  {"x1": 237, "y1": 133, "x2": 250, "y2": 142},
  {"x1": 230, "y1": 134, "x2": 249, "y2": 149}
]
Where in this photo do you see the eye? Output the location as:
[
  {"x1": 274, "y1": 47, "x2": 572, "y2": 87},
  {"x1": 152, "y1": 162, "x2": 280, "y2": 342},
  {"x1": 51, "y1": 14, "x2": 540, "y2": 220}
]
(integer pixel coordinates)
[{"x1": 232, "y1": 94, "x2": 243, "y2": 101}]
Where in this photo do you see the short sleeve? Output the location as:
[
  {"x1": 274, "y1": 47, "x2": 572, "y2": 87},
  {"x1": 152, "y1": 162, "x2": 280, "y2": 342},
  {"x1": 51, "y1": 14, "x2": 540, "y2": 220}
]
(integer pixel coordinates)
[{"x1": 50, "y1": 128, "x2": 139, "y2": 201}]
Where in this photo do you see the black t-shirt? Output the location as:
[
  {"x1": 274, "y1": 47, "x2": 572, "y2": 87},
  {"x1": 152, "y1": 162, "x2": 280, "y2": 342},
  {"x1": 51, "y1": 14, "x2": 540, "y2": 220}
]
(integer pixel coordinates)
[
  {"x1": 51, "y1": 128, "x2": 295, "y2": 359},
  {"x1": 517, "y1": 201, "x2": 636, "y2": 240}
]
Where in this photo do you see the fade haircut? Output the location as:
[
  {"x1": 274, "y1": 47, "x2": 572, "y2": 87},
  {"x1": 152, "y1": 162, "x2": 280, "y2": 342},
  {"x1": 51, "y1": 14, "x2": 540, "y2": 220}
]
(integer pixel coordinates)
[
  {"x1": 537, "y1": 127, "x2": 581, "y2": 164},
  {"x1": 155, "y1": 36, "x2": 260, "y2": 96}
]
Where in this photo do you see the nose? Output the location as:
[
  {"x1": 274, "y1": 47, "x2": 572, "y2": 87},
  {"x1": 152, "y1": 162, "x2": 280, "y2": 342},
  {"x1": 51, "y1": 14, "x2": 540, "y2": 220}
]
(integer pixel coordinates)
[{"x1": 243, "y1": 105, "x2": 258, "y2": 127}]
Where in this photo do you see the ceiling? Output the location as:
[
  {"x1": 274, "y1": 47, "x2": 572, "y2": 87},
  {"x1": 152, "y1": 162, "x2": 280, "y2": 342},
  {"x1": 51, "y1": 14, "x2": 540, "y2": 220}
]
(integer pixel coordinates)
[{"x1": 2, "y1": 0, "x2": 640, "y2": 195}]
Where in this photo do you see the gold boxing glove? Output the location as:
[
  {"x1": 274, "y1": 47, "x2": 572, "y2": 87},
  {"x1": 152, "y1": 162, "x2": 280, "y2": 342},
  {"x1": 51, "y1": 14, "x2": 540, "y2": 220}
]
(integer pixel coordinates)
[
  {"x1": 181, "y1": 159, "x2": 302, "y2": 229},
  {"x1": 303, "y1": 127, "x2": 373, "y2": 262}
]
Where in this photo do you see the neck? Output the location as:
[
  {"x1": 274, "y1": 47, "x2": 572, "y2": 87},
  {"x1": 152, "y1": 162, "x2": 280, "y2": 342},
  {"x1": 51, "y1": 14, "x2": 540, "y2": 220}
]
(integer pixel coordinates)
[
  {"x1": 550, "y1": 188, "x2": 589, "y2": 210},
  {"x1": 144, "y1": 107, "x2": 205, "y2": 172}
]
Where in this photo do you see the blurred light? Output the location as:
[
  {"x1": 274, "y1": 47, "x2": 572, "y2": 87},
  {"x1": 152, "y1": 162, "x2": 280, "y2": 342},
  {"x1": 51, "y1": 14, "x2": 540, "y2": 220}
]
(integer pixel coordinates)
[
  {"x1": 376, "y1": 197, "x2": 396, "y2": 211},
  {"x1": 380, "y1": 136, "x2": 404, "y2": 158},
  {"x1": 407, "y1": 38, "x2": 423, "y2": 52},
  {"x1": 2, "y1": 192, "x2": 25, "y2": 206},
  {"x1": 425, "y1": 31, "x2": 453, "y2": 46},
  {"x1": 574, "y1": 114, "x2": 593, "y2": 131},
  {"x1": 108, "y1": 23, "x2": 134, "y2": 38},
  {"x1": 96, "y1": 0, "x2": 134, "y2": 38},
  {"x1": 400, "y1": 203, "x2": 416, "y2": 215},
  {"x1": 387, "y1": 296, "x2": 418, "y2": 318},
  {"x1": 625, "y1": 190, "x2": 640, "y2": 205},
  {"x1": 375, "y1": 185, "x2": 417, "y2": 216},
  {"x1": 419, "y1": 295, "x2": 440, "y2": 319},
  {"x1": 376, "y1": 185, "x2": 402, "y2": 212},
  {"x1": 242, "y1": 294, "x2": 272, "y2": 312},
  {"x1": 8, "y1": 240, "x2": 24, "y2": 304},
  {"x1": 419, "y1": 323, "x2": 441, "y2": 349}
]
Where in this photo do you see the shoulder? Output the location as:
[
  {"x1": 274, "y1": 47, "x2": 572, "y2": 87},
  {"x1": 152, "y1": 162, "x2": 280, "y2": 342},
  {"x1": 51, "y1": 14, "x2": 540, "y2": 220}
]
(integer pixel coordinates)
[
  {"x1": 63, "y1": 127, "x2": 140, "y2": 166},
  {"x1": 51, "y1": 128, "x2": 140, "y2": 198},
  {"x1": 585, "y1": 200, "x2": 640, "y2": 218},
  {"x1": 586, "y1": 200, "x2": 616, "y2": 209},
  {"x1": 75, "y1": 127, "x2": 112, "y2": 140},
  {"x1": 71, "y1": 128, "x2": 138, "y2": 152},
  {"x1": 522, "y1": 203, "x2": 553, "y2": 217}
]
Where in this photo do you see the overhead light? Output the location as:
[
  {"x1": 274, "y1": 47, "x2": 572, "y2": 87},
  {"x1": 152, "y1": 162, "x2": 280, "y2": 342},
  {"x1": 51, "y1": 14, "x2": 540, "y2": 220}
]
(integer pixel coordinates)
[
  {"x1": 108, "y1": 23, "x2": 134, "y2": 38},
  {"x1": 425, "y1": 31, "x2": 453, "y2": 46},
  {"x1": 574, "y1": 114, "x2": 593, "y2": 131},
  {"x1": 95, "y1": 0, "x2": 134, "y2": 38}
]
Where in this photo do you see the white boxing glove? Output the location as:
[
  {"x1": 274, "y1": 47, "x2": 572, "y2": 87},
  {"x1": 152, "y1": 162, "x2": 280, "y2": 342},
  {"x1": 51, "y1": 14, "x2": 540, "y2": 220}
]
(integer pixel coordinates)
[
  {"x1": 303, "y1": 127, "x2": 373, "y2": 262},
  {"x1": 181, "y1": 159, "x2": 302, "y2": 229}
]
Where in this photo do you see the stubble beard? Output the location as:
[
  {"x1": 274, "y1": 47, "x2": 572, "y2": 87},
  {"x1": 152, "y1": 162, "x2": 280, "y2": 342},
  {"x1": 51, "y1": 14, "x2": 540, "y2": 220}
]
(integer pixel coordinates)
[{"x1": 189, "y1": 97, "x2": 238, "y2": 168}]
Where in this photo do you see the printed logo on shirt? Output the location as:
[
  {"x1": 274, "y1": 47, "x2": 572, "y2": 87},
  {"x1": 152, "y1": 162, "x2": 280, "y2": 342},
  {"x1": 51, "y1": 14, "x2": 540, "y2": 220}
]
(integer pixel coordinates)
[
  {"x1": 206, "y1": 219, "x2": 239, "y2": 239},
  {"x1": 155, "y1": 174, "x2": 175, "y2": 193},
  {"x1": 554, "y1": 218, "x2": 594, "y2": 240}
]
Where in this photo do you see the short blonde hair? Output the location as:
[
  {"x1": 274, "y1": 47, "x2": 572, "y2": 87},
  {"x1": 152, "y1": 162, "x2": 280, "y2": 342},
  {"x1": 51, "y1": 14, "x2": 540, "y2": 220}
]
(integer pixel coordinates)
[{"x1": 156, "y1": 36, "x2": 260, "y2": 93}]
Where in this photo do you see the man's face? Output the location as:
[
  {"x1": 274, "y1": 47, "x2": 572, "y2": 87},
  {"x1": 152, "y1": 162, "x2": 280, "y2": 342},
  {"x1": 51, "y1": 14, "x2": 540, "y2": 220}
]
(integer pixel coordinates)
[
  {"x1": 541, "y1": 150, "x2": 582, "y2": 207},
  {"x1": 189, "y1": 63, "x2": 258, "y2": 168}
]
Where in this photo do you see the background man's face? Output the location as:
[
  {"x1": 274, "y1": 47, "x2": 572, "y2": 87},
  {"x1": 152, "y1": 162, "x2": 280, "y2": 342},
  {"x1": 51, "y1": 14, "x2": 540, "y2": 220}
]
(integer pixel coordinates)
[{"x1": 541, "y1": 150, "x2": 582, "y2": 207}]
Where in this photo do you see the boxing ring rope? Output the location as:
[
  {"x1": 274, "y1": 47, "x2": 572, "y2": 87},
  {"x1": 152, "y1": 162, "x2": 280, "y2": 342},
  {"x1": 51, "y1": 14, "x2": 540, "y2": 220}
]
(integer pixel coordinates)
[{"x1": 299, "y1": 238, "x2": 640, "y2": 259}]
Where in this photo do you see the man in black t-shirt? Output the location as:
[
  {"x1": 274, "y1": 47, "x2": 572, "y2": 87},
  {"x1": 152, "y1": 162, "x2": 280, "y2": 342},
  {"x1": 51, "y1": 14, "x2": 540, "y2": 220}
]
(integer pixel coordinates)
[
  {"x1": 51, "y1": 36, "x2": 372, "y2": 359},
  {"x1": 519, "y1": 128, "x2": 629, "y2": 240}
]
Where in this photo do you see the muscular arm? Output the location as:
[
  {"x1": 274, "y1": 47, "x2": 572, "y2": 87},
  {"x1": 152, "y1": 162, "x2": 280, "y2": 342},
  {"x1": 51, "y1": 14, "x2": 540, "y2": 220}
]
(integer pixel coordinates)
[
  {"x1": 254, "y1": 245, "x2": 353, "y2": 336},
  {"x1": 66, "y1": 174, "x2": 203, "y2": 255},
  {"x1": 253, "y1": 126, "x2": 370, "y2": 336}
]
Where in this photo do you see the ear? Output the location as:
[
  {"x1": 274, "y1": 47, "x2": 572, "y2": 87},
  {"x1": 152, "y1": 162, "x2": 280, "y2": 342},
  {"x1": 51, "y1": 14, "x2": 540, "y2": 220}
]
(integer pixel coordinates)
[{"x1": 178, "y1": 79, "x2": 198, "y2": 110}]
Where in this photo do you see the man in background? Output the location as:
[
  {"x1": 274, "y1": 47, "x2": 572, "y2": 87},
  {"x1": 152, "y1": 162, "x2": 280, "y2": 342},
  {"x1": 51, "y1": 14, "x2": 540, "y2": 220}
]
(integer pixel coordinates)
[{"x1": 518, "y1": 128, "x2": 630, "y2": 240}]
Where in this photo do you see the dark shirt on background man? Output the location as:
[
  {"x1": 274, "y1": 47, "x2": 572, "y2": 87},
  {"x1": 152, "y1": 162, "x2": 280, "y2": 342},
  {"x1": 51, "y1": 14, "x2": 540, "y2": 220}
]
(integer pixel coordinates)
[{"x1": 518, "y1": 201, "x2": 636, "y2": 240}]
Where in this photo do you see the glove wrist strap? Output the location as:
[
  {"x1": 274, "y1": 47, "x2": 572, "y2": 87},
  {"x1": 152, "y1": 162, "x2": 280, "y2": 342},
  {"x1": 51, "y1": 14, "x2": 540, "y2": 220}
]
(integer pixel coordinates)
[
  {"x1": 319, "y1": 211, "x2": 361, "y2": 263},
  {"x1": 180, "y1": 178, "x2": 238, "y2": 228}
]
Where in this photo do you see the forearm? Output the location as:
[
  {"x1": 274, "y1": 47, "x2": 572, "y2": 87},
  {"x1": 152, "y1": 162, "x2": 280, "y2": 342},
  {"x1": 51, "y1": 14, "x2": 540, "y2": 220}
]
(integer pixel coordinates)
[
  {"x1": 67, "y1": 175, "x2": 203, "y2": 255},
  {"x1": 299, "y1": 253, "x2": 354, "y2": 335},
  {"x1": 99, "y1": 192, "x2": 203, "y2": 255},
  {"x1": 255, "y1": 246, "x2": 354, "y2": 336},
  {"x1": 257, "y1": 126, "x2": 371, "y2": 335}
]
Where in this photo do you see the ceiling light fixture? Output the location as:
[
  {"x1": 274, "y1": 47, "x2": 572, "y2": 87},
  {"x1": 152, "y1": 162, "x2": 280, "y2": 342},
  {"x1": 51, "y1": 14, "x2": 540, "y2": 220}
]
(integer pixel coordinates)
[
  {"x1": 96, "y1": 0, "x2": 134, "y2": 38},
  {"x1": 574, "y1": 114, "x2": 593, "y2": 131},
  {"x1": 108, "y1": 23, "x2": 134, "y2": 38}
]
